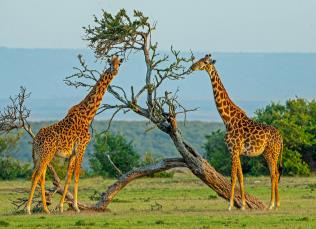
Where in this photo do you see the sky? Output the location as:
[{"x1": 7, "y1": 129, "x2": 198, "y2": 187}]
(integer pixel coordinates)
[{"x1": 1, "y1": 0, "x2": 316, "y2": 52}]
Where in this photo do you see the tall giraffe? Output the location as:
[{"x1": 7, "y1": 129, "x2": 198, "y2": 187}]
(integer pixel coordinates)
[
  {"x1": 191, "y1": 54, "x2": 283, "y2": 210},
  {"x1": 26, "y1": 56, "x2": 123, "y2": 214}
]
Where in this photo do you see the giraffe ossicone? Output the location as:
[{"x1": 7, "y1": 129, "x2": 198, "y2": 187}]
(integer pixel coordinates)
[
  {"x1": 26, "y1": 56, "x2": 123, "y2": 214},
  {"x1": 191, "y1": 54, "x2": 283, "y2": 211}
]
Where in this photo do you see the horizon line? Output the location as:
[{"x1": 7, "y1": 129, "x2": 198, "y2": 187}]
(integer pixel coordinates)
[{"x1": 1, "y1": 46, "x2": 316, "y2": 54}]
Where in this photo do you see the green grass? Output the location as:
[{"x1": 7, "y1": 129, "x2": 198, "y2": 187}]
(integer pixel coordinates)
[{"x1": 0, "y1": 171, "x2": 315, "y2": 228}]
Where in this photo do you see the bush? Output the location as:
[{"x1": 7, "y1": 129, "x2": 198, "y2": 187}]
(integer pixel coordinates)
[
  {"x1": 90, "y1": 132, "x2": 140, "y2": 178},
  {"x1": 0, "y1": 133, "x2": 31, "y2": 180},
  {"x1": 283, "y1": 149, "x2": 310, "y2": 176},
  {"x1": 0, "y1": 157, "x2": 32, "y2": 180}
]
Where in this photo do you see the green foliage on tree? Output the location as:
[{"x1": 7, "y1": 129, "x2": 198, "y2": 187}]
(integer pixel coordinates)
[
  {"x1": 204, "y1": 98, "x2": 313, "y2": 176},
  {"x1": 90, "y1": 132, "x2": 140, "y2": 178},
  {"x1": 255, "y1": 98, "x2": 314, "y2": 176}
]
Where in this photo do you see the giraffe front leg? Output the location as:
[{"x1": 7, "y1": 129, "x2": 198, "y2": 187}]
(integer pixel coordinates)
[
  {"x1": 229, "y1": 154, "x2": 238, "y2": 211},
  {"x1": 73, "y1": 143, "x2": 88, "y2": 213},
  {"x1": 59, "y1": 154, "x2": 76, "y2": 213},
  {"x1": 237, "y1": 158, "x2": 246, "y2": 210}
]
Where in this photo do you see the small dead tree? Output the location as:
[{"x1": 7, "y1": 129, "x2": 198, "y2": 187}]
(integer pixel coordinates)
[
  {"x1": 1, "y1": 83, "x2": 188, "y2": 212},
  {"x1": 65, "y1": 9, "x2": 266, "y2": 210},
  {"x1": 0, "y1": 87, "x2": 35, "y2": 138}
]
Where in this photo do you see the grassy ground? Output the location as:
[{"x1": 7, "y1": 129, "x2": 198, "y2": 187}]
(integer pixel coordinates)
[{"x1": 0, "y1": 170, "x2": 315, "y2": 228}]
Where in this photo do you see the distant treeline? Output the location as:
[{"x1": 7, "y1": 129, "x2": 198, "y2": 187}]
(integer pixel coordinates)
[{"x1": 11, "y1": 120, "x2": 224, "y2": 165}]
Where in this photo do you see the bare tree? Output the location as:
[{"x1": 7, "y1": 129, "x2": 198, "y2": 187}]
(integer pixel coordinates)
[
  {"x1": 65, "y1": 9, "x2": 266, "y2": 210},
  {"x1": 0, "y1": 78, "x2": 188, "y2": 213},
  {"x1": 3, "y1": 9, "x2": 266, "y2": 212}
]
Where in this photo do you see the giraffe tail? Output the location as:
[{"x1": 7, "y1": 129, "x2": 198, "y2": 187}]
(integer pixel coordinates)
[{"x1": 278, "y1": 141, "x2": 283, "y2": 182}]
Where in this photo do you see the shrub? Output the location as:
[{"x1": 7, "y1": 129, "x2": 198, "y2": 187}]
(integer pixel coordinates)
[
  {"x1": 283, "y1": 149, "x2": 310, "y2": 176},
  {"x1": 90, "y1": 132, "x2": 140, "y2": 178},
  {"x1": 0, "y1": 157, "x2": 32, "y2": 180}
]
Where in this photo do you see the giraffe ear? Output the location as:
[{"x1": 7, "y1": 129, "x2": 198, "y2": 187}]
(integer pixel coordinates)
[
  {"x1": 212, "y1": 60, "x2": 216, "y2": 64},
  {"x1": 119, "y1": 58, "x2": 123, "y2": 63}
]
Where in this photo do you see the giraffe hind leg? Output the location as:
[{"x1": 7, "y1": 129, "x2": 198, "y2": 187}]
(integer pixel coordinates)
[
  {"x1": 26, "y1": 163, "x2": 47, "y2": 214},
  {"x1": 265, "y1": 153, "x2": 277, "y2": 210},
  {"x1": 59, "y1": 154, "x2": 76, "y2": 213},
  {"x1": 40, "y1": 166, "x2": 50, "y2": 214},
  {"x1": 275, "y1": 161, "x2": 280, "y2": 208},
  {"x1": 73, "y1": 140, "x2": 89, "y2": 213}
]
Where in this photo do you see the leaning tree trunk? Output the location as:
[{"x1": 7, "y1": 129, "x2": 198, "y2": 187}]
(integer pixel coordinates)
[
  {"x1": 93, "y1": 158, "x2": 187, "y2": 210},
  {"x1": 46, "y1": 158, "x2": 187, "y2": 211},
  {"x1": 168, "y1": 129, "x2": 266, "y2": 210}
]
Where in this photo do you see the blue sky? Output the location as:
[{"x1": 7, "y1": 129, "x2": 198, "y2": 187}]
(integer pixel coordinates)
[{"x1": 1, "y1": 0, "x2": 316, "y2": 52}]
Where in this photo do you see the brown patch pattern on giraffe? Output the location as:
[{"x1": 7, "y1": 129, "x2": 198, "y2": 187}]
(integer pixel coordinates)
[
  {"x1": 26, "y1": 56, "x2": 123, "y2": 214},
  {"x1": 191, "y1": 54, "x2": 283, "y2": 210}
]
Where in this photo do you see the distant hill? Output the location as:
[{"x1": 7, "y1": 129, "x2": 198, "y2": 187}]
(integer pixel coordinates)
[
  {"x1": 10, "y1": 120, "x2": 224, "y2": 168},
  {"x1": 1, "y1": 48, "x2": 316, "y2": 121}
]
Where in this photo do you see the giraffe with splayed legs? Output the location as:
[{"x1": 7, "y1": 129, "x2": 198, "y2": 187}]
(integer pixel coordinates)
[
  {"x1": 191, "y1": 54, "x2": 283, "y2": 210},
  {"x1": 26, "y1": 56, "x2": 123, "y2": 214}
]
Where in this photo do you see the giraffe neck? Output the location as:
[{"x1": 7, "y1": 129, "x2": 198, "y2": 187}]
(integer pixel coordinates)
[
  {"x1": 78, "y1": 69, "x2": 118, "y2": 123},
  {"x1": 205, "y1": 65, "x2": 246, "y2": 127}
]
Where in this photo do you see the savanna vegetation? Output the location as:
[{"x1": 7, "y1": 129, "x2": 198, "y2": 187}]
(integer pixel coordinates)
[
  {"x1": 0, "y1": 7, "x2": 315, "y2": 228},
  {"x1": 0, "y1": 173, "x2": 315, "y2": 228}
]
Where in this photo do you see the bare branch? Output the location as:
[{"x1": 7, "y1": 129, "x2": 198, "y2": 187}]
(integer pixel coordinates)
[{"x1": 0, "y1": 87, "x2": 35, "y2": 139}]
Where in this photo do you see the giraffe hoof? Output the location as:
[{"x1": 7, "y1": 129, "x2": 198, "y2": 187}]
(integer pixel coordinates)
[
  {"x1": 43, "y1": 208, "x2": 50, "y2": 214},
  {"x1": 59, "y1": 205, "x2": 64, "y2": 213},
  {"x1": 26, "y1": 207, "x2": 31, "y2": 215},
  {"x1": 241, "y1": 206, "x2": 246, "y2": 211},
  {"x1": 74, "y1": 206, "x2": 81, "y2": 213},
  {"x1": 228, "y1": 206, "x2": 233, "y2": 211},
  {"x1": 268, "y1": 205, "x2": 275, "y2": 210}
]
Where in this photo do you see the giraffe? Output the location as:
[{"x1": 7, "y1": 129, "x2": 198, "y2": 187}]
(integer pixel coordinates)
[
  {"x1": 26, "y1": 56, "x2": 123, "y2": 214},
  {"x1": 190, "y1": 54, "x2": 283, "y2": 210}
]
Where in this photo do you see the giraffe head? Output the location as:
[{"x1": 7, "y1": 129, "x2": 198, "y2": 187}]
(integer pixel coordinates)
[
  {"x1": 109, "y1": 56, "x2": 123, "y2": 71},
  {"x1": 191, "y1": 54, "x2": 216, "y2": 71}
]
